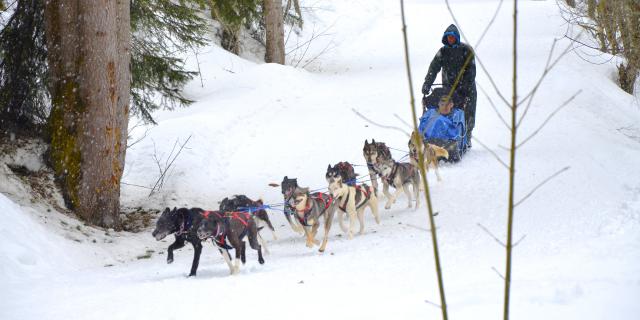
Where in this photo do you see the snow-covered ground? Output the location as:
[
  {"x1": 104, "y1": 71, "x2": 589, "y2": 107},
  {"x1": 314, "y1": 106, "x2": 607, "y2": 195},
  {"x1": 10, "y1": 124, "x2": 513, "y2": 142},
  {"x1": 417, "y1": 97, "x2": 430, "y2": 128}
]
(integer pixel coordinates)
[{"x1": 2, "y1": 0, "x2": 640, "y2": 319}]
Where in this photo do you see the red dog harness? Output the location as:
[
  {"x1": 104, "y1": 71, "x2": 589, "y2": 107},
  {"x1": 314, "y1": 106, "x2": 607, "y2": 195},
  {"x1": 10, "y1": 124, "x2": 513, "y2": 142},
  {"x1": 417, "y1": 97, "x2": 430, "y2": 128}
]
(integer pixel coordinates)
[
  {"x1": 225, "y1": 211, "x2": 251, "y2": 226},
  {"x1": 295, "y1": 193, "x2": 333, "y2": 226},
  {"x1": 338, "y1": 185, "x2": 372, "y2": 212}
]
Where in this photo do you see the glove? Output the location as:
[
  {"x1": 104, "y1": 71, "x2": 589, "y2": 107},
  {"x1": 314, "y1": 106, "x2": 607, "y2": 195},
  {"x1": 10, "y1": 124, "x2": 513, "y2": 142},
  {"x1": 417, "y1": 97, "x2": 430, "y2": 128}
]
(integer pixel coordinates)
[{"x1": 421, "y1": 83, "x2": 431, "y2": 95}]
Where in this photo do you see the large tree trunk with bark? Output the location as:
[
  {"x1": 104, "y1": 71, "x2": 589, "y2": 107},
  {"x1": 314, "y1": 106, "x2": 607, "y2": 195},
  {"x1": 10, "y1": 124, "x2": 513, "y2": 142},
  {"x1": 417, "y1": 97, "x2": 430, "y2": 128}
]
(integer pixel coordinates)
[
  {"x1": 616, "y1": 0, "x2": 639, "y2": 93},
  {"x1": 44, "y1": 0, "x2": 130, "y2": 228},
  {"x1": 264, "y1": 0, "x2": 285, "y2": 64}
]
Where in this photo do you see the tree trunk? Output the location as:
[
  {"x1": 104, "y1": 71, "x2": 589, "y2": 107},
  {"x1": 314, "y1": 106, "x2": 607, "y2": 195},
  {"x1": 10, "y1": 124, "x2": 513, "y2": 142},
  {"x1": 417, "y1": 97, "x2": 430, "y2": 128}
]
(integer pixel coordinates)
[
  {"x1": 617, "y1": 0, "x2": 639, "y2": 93},
  {"x1": 44, "y1": 0, "x2": 129, "y2": 228},
  {"x1": 264, "y1": 0, "x2": 285, "y2": 64}
]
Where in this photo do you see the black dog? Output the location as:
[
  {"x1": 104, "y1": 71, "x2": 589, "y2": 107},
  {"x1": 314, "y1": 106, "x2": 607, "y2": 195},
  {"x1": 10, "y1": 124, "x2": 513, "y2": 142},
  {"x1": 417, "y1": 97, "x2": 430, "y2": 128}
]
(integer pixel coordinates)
[
  {"x1": 152, "y1": 207, "x2": 205, "y2": 277},
  {"x1": 219, "y1": 195, "x2": 276, "y2": 238},
  {"x1": 197, "y1": 209, "x2": 264, "y2": 275}
]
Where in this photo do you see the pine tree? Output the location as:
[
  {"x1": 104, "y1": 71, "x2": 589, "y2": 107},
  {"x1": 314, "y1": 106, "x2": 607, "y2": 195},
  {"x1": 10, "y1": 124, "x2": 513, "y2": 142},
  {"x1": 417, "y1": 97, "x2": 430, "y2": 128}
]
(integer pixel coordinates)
[
  {"x1": 131, "y1": 0, "x2": 209, "y2": 124},
  {"x1": 0, "y1": 0, "x2": 209, "y2": 131},
  {"x1": 207, "y1": 0, "x2": 261, "y2": 54},
  {"x1": 0, "y1": 0, "x2": 49, "y2": 135}
]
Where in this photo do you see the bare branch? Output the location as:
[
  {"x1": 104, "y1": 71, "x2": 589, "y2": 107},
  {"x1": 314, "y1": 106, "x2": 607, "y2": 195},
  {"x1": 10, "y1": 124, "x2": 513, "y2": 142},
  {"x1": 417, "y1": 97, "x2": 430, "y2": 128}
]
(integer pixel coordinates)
[
  {"x1": 474, "y1": 0, "x2": 505, "y2": 49},
  {"x1": 393, "y1": 113, "x2": 414, "y2": 129},
  {"x1": 562, "y1": 34, "x2": 602, "y2": 52},
  {"x1": 517, "y1": 38, "x2": 575, "y2": 127},
  {"x1": 300, "y1": 40, "x2": 337, "y2": 69},
  {"x1": 121, "y1": 181, "x2": 153, "y2": 190},
  {"x1": 514, "y1": 166, "x2": 570, "y2": 208},
  {"x1": 517, "y1": 90, "x2": 581, "y2": 148},
  {"x1": 492, "y1": 266, "x2": 506, "y2": 280},
  {"x1": 351, "y1": 108, "x2": 410, "y2": 137},
  {"x1": 149, "y1": 135, "x2": 193, "y2": 197},
  {"x1": 424, "y1": 299, "x2": 442, "y2": 309},
  {"x1": 444, "y1": 0, "x2": 512, "y2": 108},
  {"x1": 404, "y1": 223, "x2": 433, "y2": 232},
  {"x1": 286, "y1": 21, "x2": 335, "y2": 55},
  {"x1": 127, "y1": 126, "x2": 153, "y2": 150},
  {"x1": 477, "y1": 223, "x2": 506, "y2": 247},
  {"x1": 513, "y1": 234, "x2": 527, "y2": 248},
  {"x1": 478, "y1": 83, "x2": 510, "y2": 130},
  {"x1": 472, "y1": 137, "x2": 510, "y2": 170}
]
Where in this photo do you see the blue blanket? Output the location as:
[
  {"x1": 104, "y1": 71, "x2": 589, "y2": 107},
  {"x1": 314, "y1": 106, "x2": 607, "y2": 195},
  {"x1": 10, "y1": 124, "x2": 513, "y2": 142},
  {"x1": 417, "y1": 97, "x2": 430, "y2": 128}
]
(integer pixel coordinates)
[{"x1": 418, "y1": 108, "x2": 467, "y2": 152}]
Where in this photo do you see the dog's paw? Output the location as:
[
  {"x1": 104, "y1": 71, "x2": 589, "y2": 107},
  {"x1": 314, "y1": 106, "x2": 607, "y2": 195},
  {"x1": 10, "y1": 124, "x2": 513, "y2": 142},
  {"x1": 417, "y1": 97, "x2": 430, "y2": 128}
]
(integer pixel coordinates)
[
  {"x1": 384, "y1": 203, "x2": 392, "y2": 210},
  {"x1": 347, "y1": 232, "x2": 354, "y2": 240},
  {"x1": 167, "y1": 257, "x2": 174, "y2": 264},
  {"x1": 259, "y1": 257, "x2": 265, "y2": 264},
  {"x1": 188, "y1": 272, "x2": 196, "y2": 277}
]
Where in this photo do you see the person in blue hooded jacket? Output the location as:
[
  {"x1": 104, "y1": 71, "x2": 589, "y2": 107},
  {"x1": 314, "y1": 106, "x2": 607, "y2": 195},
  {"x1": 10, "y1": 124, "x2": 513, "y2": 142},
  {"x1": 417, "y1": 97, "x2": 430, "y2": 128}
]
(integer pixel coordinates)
[{"x1": 421, "y1": 24, "x2": 477, "y2": 144}]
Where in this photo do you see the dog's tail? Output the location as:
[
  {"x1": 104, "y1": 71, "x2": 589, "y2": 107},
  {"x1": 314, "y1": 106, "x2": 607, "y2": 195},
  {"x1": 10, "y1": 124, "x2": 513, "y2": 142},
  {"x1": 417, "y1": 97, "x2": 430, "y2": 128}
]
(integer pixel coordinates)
[{"x1": 430, "y1": 144, "x2": 449, "y2": 160}]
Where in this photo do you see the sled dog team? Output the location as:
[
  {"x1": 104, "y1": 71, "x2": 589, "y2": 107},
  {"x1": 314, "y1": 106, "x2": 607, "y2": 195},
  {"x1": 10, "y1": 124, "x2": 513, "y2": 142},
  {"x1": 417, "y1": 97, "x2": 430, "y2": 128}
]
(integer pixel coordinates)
[{"x1": 152, "y1": 137, "x2": 449, "y2": 276}]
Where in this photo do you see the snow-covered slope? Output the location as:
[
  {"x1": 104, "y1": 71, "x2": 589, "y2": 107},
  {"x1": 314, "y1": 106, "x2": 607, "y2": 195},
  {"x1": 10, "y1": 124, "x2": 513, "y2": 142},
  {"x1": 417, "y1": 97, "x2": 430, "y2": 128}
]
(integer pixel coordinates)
[{"x1": 2, "y1": 1, "x2": 639, "y2": 319}]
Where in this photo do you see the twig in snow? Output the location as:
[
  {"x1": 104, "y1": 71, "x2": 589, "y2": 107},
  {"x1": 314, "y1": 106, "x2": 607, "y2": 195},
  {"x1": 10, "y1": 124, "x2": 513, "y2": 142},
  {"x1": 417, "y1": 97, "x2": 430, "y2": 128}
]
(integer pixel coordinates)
[
  {"x1": 351, "y1": 108, "x2": 410, "y2": 137},
  {"x1": 472, "y1": 137, "x2": 509, "y2": 170},
  {"x1": 404, "y1": 223, "x2": 434, "y2": 232},
  {"x1": 514, "y1": 166, "x2": 570, "y2": 208},
  {"x1": 477, "y1": 223, "x2": 506, "y2": 247},
  {"x1": 148, "y1": 135, "x2": 192, "y2": 197}
]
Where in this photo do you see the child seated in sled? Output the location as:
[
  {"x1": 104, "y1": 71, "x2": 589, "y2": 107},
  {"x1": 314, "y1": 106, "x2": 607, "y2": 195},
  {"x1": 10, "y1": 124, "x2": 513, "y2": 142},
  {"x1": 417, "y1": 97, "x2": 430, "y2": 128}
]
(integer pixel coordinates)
[{"x1": 418, "y1": 94, "x2": 468, "y2": 161}]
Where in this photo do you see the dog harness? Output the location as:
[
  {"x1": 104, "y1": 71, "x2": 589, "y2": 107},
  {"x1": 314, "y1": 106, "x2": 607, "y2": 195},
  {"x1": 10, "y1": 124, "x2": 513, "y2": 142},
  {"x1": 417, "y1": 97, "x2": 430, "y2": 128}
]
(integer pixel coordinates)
[
  {"x1": 295, "y1": 193, "x2": 333, "y2": 226},
  {"x1": 176, "y1": 211, "x2": 194, "y2": 236},
  {"x1": 205, "y1": 211, "x2": 251, "y2": 250},
  {"x1": 225, "y1": 211, "x2": 251, "y2": 226},
  {"x1": 338, "y1": 185, "x2": 372, "y2": 212},
  {"x1": 383, "y1": 162, "x2": 416, "y2": 189}
]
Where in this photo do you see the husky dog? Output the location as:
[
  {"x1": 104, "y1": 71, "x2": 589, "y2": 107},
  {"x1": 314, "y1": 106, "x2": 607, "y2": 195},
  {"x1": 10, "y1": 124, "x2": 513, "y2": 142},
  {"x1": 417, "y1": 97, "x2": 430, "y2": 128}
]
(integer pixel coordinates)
[
  {"x1": 291, "y1": 187, "x2": 337, "y2": 252},
  {"x1": 279, "y1": 176, "x2": 305, "y2": 234},
  {"x1": 362, "y1": 139, "x2": 393, "y2": 200},
  {"x1": 327, "y1": 166, "x2": 380, "y2": 239},
  {"x1": 376, "y1": 159, "x2": 420, "y2": 210},
  {"x1": 408, "y1": 131, "x2": 449, "y2": 181},
  {"x1": 325, "y1": 162, "x2": 357, "y2": 186},
  {"x1": 152, "y1": 207, "x2": 206, "y2": 277},
  {"x1": 197, "y1": 209, "x2": 264, "y2": 275},
  {"x1": 220, "y1": 195, "x2": 277, "y2": 240}
]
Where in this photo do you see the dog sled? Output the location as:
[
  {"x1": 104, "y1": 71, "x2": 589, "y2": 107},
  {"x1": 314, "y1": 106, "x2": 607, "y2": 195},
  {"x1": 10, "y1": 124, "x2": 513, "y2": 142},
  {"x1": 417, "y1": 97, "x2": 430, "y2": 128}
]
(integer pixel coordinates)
[{"x1": 419, "y1": 86, "x2": 469, "y2": 161}]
